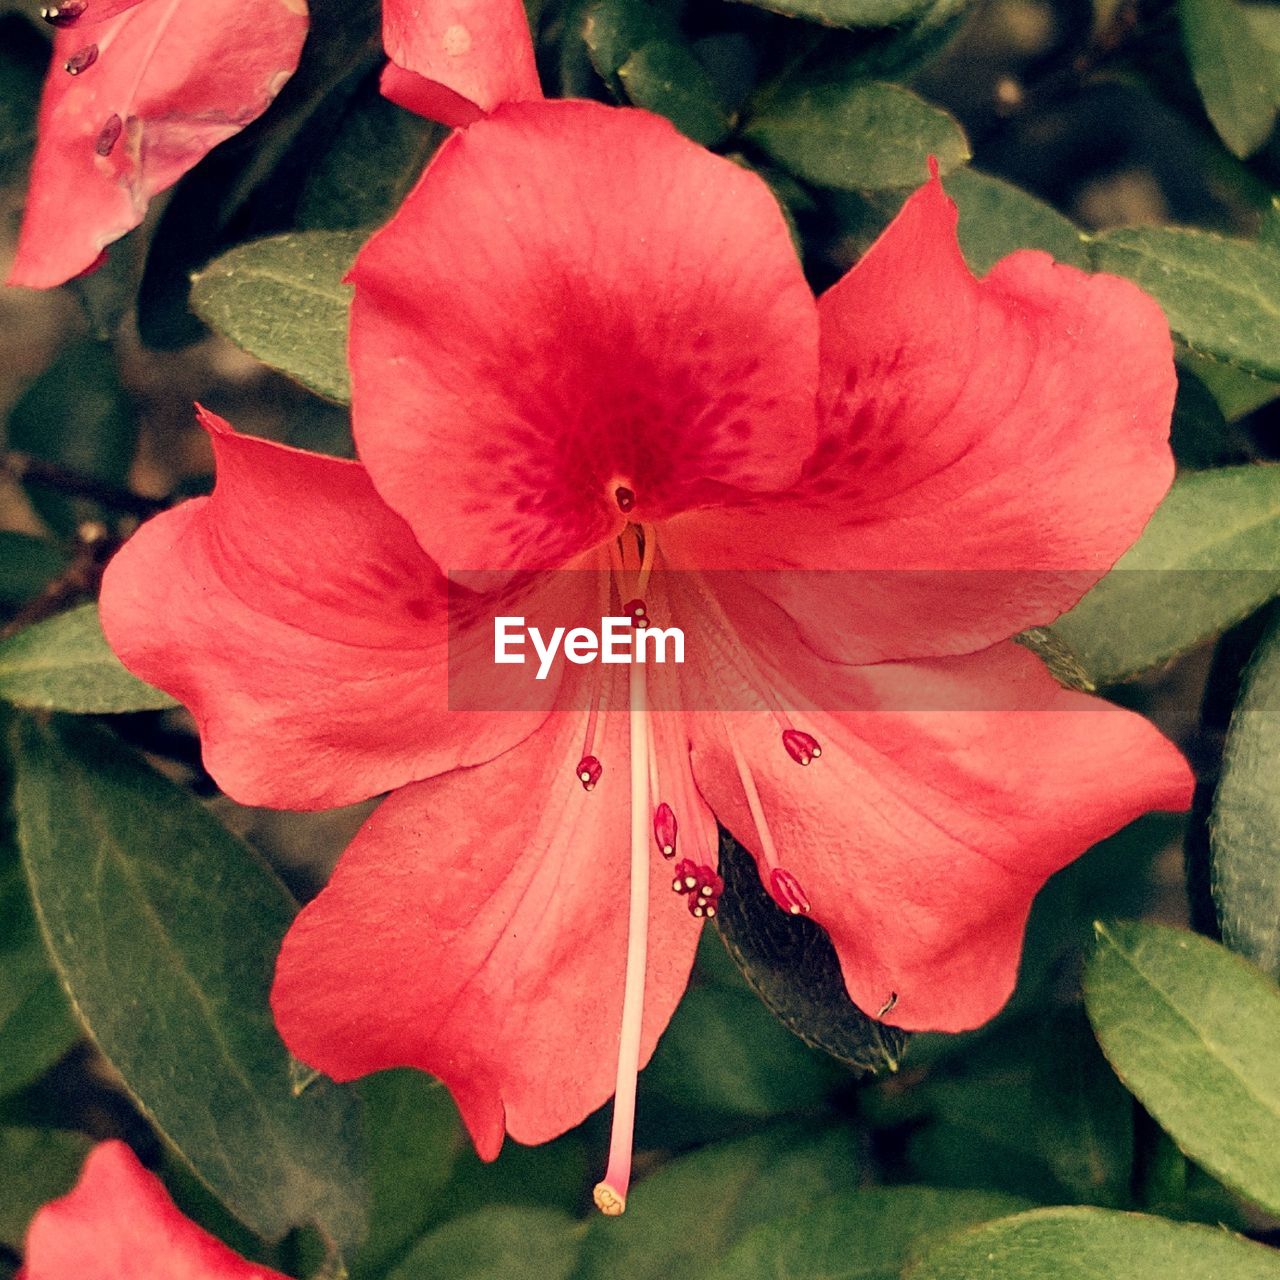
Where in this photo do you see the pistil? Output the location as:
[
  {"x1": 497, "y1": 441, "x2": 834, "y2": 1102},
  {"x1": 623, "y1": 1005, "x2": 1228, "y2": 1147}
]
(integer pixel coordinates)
[{"x1": 593, "y1": 656, "x2": 651, "y2": 1216}]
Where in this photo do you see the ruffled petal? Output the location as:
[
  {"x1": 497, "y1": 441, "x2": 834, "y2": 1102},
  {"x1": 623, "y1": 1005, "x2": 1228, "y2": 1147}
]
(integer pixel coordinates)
[
  {"x1": 661, "y1": 170, "x2": 1176, "y2": 663},
  {"x1": 23, "y1": 1141, "x2": 290, "y2": 1280},
  {"x1": 688, "y1": 642, "x2": 1192, "y2": 1033},
  {"x1": 271, "y1": 685, "x2": 710, "y2": 1156},
  {"x1": 348, "y1": 99, "x2": 819, "y2": 573},
  {"x1": 381, "y1": 0, "x2": 541, "y2": 127},
  {"x1": 8, "y1": 0, "x2": 308, "y2": 289},
  {"x1": 100, "y1": 409, "x2": 539, "y2": 810}
]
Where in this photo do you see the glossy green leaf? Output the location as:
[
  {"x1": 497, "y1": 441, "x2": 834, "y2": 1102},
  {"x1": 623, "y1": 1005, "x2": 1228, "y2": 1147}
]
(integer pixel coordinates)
[
  {"x1": 899, "y1": 1011, "x2": 1134, "y2": 1207},
  {"x1": 1212, "y1": 610, "x2": 1280, "y2": 978},
  {"x1": 0, "y1": 604, "x2": 178, "y2": 713},
  {"x1": 1089, "y1": 228, "x2": 1280, "y2": 380},
  {"x1": 745, "y1": 79, "x2": 969, "y2": 191},
  {"x1": 944, "y1": 167, "x2": 1088, "y2": 273},
  {"x1": 1049, "y1": 466, "x2": 1280, "y2": 685},
  {"x1": 1171, "y1": 369, "x2": 1252, "y2": 469},
  {"x1": 1180, "y1": 350, "x2": 1280, "y2": 422},
  {"x1": 906, "y1": 1207, "x2": 1280, "y2": 1279},
  {"x1": 190, "y1": 231, "x2": 366, "y2": 404},
  {"x1": 387, "y1": 1207, "x2": 581, "y2": 1280},
  {"x1": 0, "y1": 850, "x2": 80, "y2": 1099},
  {"x1": 574, "y1": 1125, "x2": 863, "y2": 1280},
  {"x1": 715, "y1": 832, "x2": 907, "y2": 1073},
  {"x1": 0, "y1": 1127, "x2": 93, "y2": 1251},
  {"x1": 12, "y1": 715, "x2": 367, "y2": 1253},
  {"x1": 618, "y1": 42, "x2": 732, "y2": 145},
  {"x1": 1178, "y1": 0, "x2": 1279, "y2": 158},
  {"x1": 298, "y1": 86, "x2": 444, "y2": 232},
  {"x1": 708, "y1": 1187, "x2": 1033, "y2": 1280},
  {"x1": 584, "y1": 0, "x2": 681, "y2": 95},
  {"x1": 730, "y1": 0, "x2": 937, "y2": 30},
  {"x1": 7, "y1": 338, "x2": 138, "y2": 538},
  {"x1": 1084, "y1": 921, "x2": 1280, "y2": 1217},
  {"x1": 0, "y1": 533, "x2": 67, "y2": 611},
  {"x1": 351, "y1": 1072, "x2": 465, "y2": 1280}
]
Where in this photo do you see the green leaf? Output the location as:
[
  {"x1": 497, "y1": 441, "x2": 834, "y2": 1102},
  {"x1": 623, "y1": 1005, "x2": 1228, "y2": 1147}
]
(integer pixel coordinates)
[
  {"x1": 387, "y1": 1207, "x2": 582, "y2": 1280},
  {"x1": 730, "y1": 0, "x2": 938, "y2": 30},
  {"x1": 0, "y1": 1127, "x2": 93, "y2": 1251},
  {"x1": 574, "y1": 1125, "x2": 863, "y2": 1280},
  {"x1": 298, "y1": 85, "x2": 445, "y2": 232},
  {"x1": 898, "y1": 1011, "x2": 1134, "y2": 1207},
  {"x1": 1171, "y1": 369, "x2": 1252, "y2": 469},
  {"x1": 640, "y1": 984, "x2": 840, "y2": 1129},
  {"x1": 1049, "y1": 466, "x2": 1280, "y2": 685},
  {"x1": 11, "y1": 715, "x2": 367, "y2": 1253},
  {"x1": 1179, "y1": 350, "x2": 1280, "y2": 422},
  {"x1": 714, "y1": 831, "x2": 907, "y2": 1073},
  {"x1": 1212, "y1": 610, "x2": 1280, "y2": 979},
  {"x1": 351, "y1": 1072, "x2": 465, "y2": 1280},
  {"x1": 707, "y1": 1187, "x2": 1033, "y2": 1280},
  {"x1": 906, "y1": 1206, "x2": 1280, "y2": 1279},
  {"x1": 584, "y1": 0, "x2": 681, "y2": 95},
  {"x1": 618, "y1": 42, "x2": 732, "y2": 145},
  {"x1": 1084, "y1": 920, "x2": 1280, "y2": 1218},
  {"x1": 7, "y1": 338, "x2": 138, "y2": 538},
  {"x1": 0, "y1": 604, "x2": 178, "y2": 713},
  {"x1": 0, "y1": 533, "x2": 67, "y2": 612},
  {"x1": 0, "y1": 850, "x2": 80, "y2": 1099},
  {"x1": 745, "y1": 79, "x2": 969, "y2": 191},
  {"x1": 1088, "y1": 227, "x2": 1280, "y2": 380},
  {"x1": 1178, "y1": 0, "x2": 1279, "y2": 159},
  {"x1": 944, "y1": 167, "x2": 1088, "y2": 274},
  {"x1": 190, "y1": 231, "x2": 366, "y2": 405}
]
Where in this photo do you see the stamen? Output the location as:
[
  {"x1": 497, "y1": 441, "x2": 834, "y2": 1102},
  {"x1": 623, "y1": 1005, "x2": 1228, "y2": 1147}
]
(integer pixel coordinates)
[
  {"x1": 671, "y1": 858, "x2": 723, "y2": 917},
  {"x1": 594, "y1": 658, "x2": 651, "y2": 1217},
  {"x1": 635, "y1": 523, "x2": 656, "y2": 598},
  {"x1": 653, "y1": 802, "x2": 677, "y2": 858},
  {"x1": 781, "y1": 728, "x2": 822, "y2": 766},
  {"x1": 64, "y1": 44, "x2": 98, "y2": 74},
  {"x1": 41, "y1": 1, "x2": 87, "y2": 25},
  {"x1": 576, "y1": 755, "x2": 602, "y2": 791},
  {"x1": 723, "y1": 716, "x2": 813, "y2": 917},
  {"x1": 769, "y1": 868, "x2": 811, "y2": 916},
  {"x1": 623, "y1": 598, "x2": 647, "y2": 628},
  {"x1": 95, "y1": 113, "x2": 122, "y2": 157},
  {"x1": 877, "y1": 992, "x2": 899, "y2": 1018},
  {"x1": 614, "y1": 485, "x2": 635, "y2": 513}
]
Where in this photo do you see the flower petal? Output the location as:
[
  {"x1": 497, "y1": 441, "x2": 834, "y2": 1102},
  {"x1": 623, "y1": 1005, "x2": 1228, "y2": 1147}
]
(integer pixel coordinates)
[
  {"x1": 348, "y1": 99, "x2": 819, "y2": 573},
  {"x1": 23, "y1": 1140, "x2": 289, "y2": 1280},
  {"x1": 688, "y1": 642, "x2": 1193, "y2": 1033},
  {"x1": 661, "y1": 171, "x2": 1176, "y2": 663},
  {"x1": 8, "y1": 0, "x2": 308, "y2": 290},
  {"x1": 99, "y1": 409, "x2": 537, "y2": 810},
  {"x1": 381, "y1": 0, "x2": 541, "y2": 127},
  {"x1": 271, "y1": 687, "x2": 709, "y2": 1156}
]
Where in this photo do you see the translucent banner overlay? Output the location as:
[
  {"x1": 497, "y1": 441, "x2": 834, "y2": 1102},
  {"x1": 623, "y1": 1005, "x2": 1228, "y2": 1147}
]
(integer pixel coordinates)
[{"x1": 442, "y1": 568, "x2": 1269, "y2": 713}]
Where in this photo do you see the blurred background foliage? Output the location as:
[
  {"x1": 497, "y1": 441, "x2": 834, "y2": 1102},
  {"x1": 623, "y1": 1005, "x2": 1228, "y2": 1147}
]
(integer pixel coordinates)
[{"x1": 6, "y1": 0, "x2": 1280, "y2": 1277}]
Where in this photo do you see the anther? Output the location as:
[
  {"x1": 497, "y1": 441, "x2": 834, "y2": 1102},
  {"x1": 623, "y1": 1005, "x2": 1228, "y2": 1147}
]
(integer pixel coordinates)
[
  {"x1": 653, "y1": 803, "x2": 677, "y2": 858},
  {"x1": 95, "y1": 113, "x2": 122, "y2": 157},
  {"x1": 576, "y1": 755, "x2": 602, "y2": 792},
  {"x1": 782, "y1": 729, "x2": 822, "y2": 766},
  {"x1": 769, "y1": 867, "x2": 811, "y2": 916},
  {"x1": 877, "y1": 992, "x2": 899, "y2": 1018},
  {"x1": 64, "y1": 44, "x2": 98, "y2": 74},
  {"x1": 672, "y1": 860, "x2": 723, "y2": 918},
  {"x1": 624, "y1": 598, "x2": 647, "y2": 628},
  {"x1": 614, "y1": 485, "x2": 635, "y2": 513},
  {"x1": 41, "y1": 1, "x2": 87, "y2": 25},
  {"x1": 672, "y1": 859, "x2": 698, "y2": 894}
]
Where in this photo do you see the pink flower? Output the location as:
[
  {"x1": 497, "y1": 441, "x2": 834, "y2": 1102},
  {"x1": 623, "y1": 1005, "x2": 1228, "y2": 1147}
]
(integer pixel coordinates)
[
  {"x1": 19, "y1": 1141, "x2": 291, "y2": 1280},
  {"x1": 380, "y1": 0, "x2": 542, "y2": 127},
  {"x1": 7, "y1": 0, "x2": 308, "y2": 289},
  {"x1": 100, "y1": 100, "x2": 1193, "y2": 1213}
]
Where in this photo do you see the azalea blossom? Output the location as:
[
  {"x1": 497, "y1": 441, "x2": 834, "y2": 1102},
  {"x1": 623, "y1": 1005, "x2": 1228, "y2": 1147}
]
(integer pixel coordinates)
[
  {"x1": 7, "y1": 0, "x2": 308, "y2": 289},
  {"x1": 19, "y1": 1140, "x2": 291, "y2": 1279},
  {"x1": 100, "y1": 100, "x2": 1192, "y2": 1214}
]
